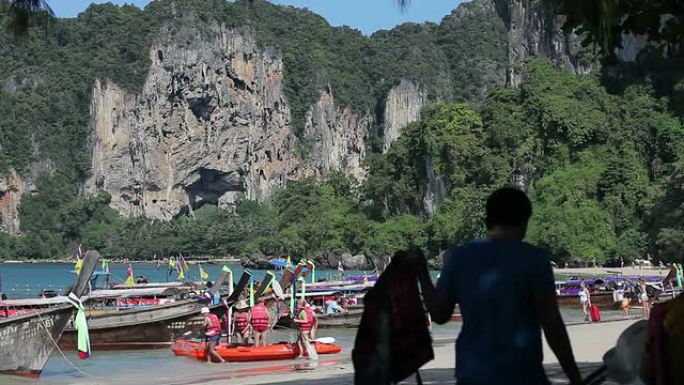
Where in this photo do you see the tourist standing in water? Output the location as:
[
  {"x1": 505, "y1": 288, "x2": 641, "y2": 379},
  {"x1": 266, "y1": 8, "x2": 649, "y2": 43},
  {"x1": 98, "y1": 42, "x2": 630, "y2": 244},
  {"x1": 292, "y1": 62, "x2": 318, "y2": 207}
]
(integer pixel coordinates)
[
  {"x1": 579, "y1": 282, "x2": 592, "y2": 322},
  {"x1": 201, "y1": 307, "x2": 225, "y2": 363},
  {"x1": 415, "y1": 187, "x2": 582, "y2": 385}
]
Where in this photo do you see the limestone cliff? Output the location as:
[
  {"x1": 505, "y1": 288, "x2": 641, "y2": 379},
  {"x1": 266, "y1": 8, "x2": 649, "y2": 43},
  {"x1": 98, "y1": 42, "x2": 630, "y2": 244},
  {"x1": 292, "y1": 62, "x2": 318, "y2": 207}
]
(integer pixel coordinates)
[
  {"x1": 0, "y1": 170, "x2": 31, "y2": 234},
  {"x1": 382, "y1": 80, "x2": 428, "y2": 153},
  {"x1": 494, "y1": 0, "x2": 593, "y2": 86},
  {"x1": 85, "y1": 24, "x2": 377, "y2": 219},
  {"x1": 85, "y1": 25, "x2": 300, "y2": 219},
  {"x1": 302, "y1": 86, "x2": 371, "y2": 182}
]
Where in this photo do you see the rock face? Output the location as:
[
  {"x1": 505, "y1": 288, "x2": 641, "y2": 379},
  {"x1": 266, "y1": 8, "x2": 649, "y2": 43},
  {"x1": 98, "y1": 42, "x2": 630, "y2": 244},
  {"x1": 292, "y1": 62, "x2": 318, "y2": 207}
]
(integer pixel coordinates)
[
  {"x1": 302, "y1": 86, "x2": 371, "y2": 181},
  {"x1": 0, "y1": 170, "x2": 29, "y2": 234},
  {"x1": 86, "y1": 25, "x2": 302, "y2": 219},
  {"x1": 340, "y1": 253, "x2": 371, "y2": 270},
  {"x1": 423, "y1": 156, "x2": 448, "y2": 217},
  {"x1": 85, "y1": 23, "x2": 380, "y2": 219},
  {"x1": 494, "y1": 0, "x2": 593, "y2": 86},
  {"x1": 81, "y1": 1, "x2": 636, "y2": 223},
  {"x1": 382, "y1": 80, "x2": 428, "y2": 153}
]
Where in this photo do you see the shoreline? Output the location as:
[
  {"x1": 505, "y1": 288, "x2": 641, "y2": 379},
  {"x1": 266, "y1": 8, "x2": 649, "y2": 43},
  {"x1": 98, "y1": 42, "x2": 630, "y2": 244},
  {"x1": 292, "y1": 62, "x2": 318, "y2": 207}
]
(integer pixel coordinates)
[
  {"x1": 0, "y1": 260, "x2": 671, "y2": 273},
  {"x1": 0, "y1": 258, "x2": 243, "y2": 265}
]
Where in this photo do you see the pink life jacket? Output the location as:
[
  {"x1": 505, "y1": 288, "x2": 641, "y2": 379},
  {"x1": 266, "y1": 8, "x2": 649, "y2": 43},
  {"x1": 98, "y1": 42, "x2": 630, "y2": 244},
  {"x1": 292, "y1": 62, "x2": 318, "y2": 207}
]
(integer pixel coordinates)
[
  {"x1": 298, "y1": 306, "x2": 315, "y2": 332},
  {"x1": 250, "y1": 304, "x2": 269, "y2": 328},
  {"x1": 205, "y1": 313, "x2": 221, "y2": 337},
  {"x1": 235, "y1": 311, "x2": 250, "y2": 331}
]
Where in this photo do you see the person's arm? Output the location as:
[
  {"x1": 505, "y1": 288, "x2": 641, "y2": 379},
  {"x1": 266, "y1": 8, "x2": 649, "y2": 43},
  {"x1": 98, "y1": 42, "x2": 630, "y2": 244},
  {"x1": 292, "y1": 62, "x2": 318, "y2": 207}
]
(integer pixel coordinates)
[
  {"x1": 414, "y1": 250, "x2": 457, "y2": 324},
  {"x1": 532, "y1": 260, "x2": 582, "y2": 385},
  {"x1": 418, "y1": 272, "x2": 456, "y2": 324},
  {"x1": 534, "y1": 291, "x2": 582, "y2": 384}
]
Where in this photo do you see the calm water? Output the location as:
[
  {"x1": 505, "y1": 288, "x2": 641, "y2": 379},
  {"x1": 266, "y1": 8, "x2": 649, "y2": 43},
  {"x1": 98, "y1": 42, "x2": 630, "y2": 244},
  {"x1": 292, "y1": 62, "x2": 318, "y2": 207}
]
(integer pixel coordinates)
[
  {"x1": 0, "y1": 264, "x2": 630, "y2": 384},
  {"x1": 0, "y1": 263, "x2": 375, "y2": 298}
]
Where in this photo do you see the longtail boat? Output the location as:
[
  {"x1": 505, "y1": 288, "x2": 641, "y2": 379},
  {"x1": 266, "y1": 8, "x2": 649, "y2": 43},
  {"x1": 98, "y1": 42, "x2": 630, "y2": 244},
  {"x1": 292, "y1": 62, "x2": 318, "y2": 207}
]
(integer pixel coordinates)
[
  {"x1": 0, "y1": 250, "x2": 99, "y2": 377},
  {"x1": 59, "y1": 270, "x2": 252, "y2": 349}
]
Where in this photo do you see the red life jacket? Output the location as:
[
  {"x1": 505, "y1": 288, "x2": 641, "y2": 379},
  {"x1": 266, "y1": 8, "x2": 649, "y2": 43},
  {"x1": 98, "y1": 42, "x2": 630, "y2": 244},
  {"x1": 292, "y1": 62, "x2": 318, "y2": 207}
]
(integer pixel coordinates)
[
  {"x1": 205, "y1": 313, "x2": 221, "y2": 337},
  {"x1": 235, "y1": 311, "x2": 250, "y2": 330},
  {"x1": 298, "y1": 306, "x2": 315, "y2": 332},
  {"x1": 250, "y1": 304, "x2": 269, "y2": 328}
]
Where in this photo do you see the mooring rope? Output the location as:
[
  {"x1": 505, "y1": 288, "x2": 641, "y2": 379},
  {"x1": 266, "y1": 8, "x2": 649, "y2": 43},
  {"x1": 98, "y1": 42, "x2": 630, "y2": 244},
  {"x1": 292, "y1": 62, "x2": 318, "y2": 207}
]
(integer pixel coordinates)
[{"x1": 35, "y1": 308, "x2": 100, "y2": 380}]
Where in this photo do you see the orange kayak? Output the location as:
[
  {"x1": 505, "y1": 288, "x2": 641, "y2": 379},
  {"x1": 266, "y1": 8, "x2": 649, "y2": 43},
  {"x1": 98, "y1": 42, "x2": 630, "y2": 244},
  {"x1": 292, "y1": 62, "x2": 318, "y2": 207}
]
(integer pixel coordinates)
[{"x1": 172, "y1": 339, "x2": 342, "y2": 362}]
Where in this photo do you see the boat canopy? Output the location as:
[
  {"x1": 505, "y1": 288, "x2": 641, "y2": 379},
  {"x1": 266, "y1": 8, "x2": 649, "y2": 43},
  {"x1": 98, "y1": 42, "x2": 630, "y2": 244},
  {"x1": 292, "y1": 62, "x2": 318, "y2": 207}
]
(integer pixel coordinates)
[
  {"x1": 0, "y1": 296, "x2": 69, "y2": 307},
  {"x1": 110, "y1": 282, "x2": 195, "y2": 290},
  {"x1": 280, "y1": 290, "x2": 343, "y2": 300},
  {"x1": 87, "y1": 287, "x2": 186, "y2": 299}
]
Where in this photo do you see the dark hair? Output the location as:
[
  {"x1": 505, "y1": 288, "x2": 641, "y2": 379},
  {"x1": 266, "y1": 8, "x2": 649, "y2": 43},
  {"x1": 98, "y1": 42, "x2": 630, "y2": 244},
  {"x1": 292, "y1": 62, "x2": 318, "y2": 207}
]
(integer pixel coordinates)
[{"x1": 485, "y1": 187, "x2": 532, "y2": 229}]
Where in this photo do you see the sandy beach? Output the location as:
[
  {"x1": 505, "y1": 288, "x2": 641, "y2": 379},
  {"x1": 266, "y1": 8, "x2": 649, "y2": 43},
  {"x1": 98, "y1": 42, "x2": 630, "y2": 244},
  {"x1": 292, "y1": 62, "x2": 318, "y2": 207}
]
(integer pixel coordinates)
[
  {"x1": 186, "y1": 319, "x2": 637, "y2": 385},
  {"x1": 554, "y1": 266, "x2": 669, "y2": 277}
]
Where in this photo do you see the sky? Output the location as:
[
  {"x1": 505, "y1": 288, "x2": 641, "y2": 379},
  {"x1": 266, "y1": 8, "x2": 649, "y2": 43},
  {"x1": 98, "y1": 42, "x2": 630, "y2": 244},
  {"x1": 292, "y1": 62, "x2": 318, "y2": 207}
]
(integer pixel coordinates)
[{"x1": 48, "y1": 0, "x2": 465, "y2": 35}]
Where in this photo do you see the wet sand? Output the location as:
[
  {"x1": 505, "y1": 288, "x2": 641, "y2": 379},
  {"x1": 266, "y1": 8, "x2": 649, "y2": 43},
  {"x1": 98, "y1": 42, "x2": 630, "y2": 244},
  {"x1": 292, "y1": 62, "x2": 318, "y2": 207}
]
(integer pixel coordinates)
[{"x1": 193, "y1": 319, "x2": 638, "y2": 385}]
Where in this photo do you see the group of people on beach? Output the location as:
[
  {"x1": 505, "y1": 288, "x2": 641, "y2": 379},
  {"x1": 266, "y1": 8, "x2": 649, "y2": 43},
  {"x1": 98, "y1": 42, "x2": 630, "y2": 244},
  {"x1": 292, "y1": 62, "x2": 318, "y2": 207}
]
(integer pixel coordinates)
[
  {"x1": 197, "y1": 187, "x2": 682, "y2": 384},
  {"x1": 579, "y1": 277, "x2": 653, "y2": 322},
  {"x1": 199, "y1": 296, "x2": 320, "y2": 364}
]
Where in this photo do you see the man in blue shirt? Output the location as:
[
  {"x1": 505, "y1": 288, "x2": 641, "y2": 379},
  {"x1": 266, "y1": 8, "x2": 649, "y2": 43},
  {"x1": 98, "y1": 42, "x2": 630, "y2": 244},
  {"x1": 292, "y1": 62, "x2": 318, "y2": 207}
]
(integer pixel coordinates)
[
  {"x1": 417, "y1": 187, "x2": 582, "y2": 385},
  {"x1": 326, "y1": 298, "x2": 345, "y2": 315}
]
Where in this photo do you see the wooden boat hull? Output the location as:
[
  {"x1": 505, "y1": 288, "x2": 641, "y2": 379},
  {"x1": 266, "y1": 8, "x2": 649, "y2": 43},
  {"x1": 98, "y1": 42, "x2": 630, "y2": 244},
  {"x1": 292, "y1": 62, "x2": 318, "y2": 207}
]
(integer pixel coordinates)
[
  {"x1": 556, "y1": 292, "x2": 618, "y2": 308},
  {"x1": 317, "y1": 310, "x2": 363, "y2": 328},
  {"x1": 60, "y1": 271, "x2": 252, "y2": 350},
  {"x1": 0, "y1": 305, "x2": 73, "y2": 376},
  {"x1": 60, "y1": 300, "x2": 213, "y2": 350},
  {"x1": 277, "y1": 309, "x2": 364, "y2": 329}
]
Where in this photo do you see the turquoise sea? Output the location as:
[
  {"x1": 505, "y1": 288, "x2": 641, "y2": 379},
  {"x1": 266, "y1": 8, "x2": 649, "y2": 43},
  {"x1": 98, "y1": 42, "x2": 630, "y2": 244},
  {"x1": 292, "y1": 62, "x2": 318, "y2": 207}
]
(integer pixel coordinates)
[{"x1": 0, "y1": 262, "x2": 375, "y2": 299}]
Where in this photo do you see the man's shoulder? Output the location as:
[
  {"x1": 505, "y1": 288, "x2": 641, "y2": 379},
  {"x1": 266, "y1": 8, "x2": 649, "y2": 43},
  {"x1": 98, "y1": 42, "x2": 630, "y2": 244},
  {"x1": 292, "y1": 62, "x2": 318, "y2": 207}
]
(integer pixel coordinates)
[
  {"x1": 517, "y1": 241, "x2": 549, "y2": 256},
  {"x1": 444, "y1": 240, "x2": 549, "y2": 260}
]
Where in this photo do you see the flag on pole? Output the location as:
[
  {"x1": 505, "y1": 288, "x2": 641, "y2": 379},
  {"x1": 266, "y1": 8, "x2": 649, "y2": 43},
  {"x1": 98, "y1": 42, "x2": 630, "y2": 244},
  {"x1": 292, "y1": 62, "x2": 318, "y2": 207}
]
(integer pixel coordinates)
[
  {"x1": 199, "y1": 263, "x2": 209, "y2": 281},
  {"x1": 74, "y1": 244, "x2": 84, "y2": 274},
  {"x1": 178, "y1": 254, "x2": 189, "y2": 273},
  {"x1": 177, "y1": 255, "x2": 186, "y2": 281},
  {"x1": 101, "y1": 259, "x2": 110, "y2": 274},
  {"x1": 124, "y1": 263, "x2": 135, "y2": 288},
  {"x1": 168, "y1": 256, "x2": 176, "y2": 274}
]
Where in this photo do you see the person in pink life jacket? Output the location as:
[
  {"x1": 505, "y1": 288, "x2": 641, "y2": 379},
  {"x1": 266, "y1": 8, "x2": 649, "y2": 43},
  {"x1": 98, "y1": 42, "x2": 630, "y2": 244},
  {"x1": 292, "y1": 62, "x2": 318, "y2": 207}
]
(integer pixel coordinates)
[
  {"x1": 250, "y1": 297, "x2": 270, "y2": 347},
  {"x1": 233, "y1": 300, "x2": 251, "y2": 344},
  {"x1": 294, "y1": 298, "x2": 317, "y2": 357},
  {"x1": 201, "y1": 307, "x2": 225, "y2": 363}
]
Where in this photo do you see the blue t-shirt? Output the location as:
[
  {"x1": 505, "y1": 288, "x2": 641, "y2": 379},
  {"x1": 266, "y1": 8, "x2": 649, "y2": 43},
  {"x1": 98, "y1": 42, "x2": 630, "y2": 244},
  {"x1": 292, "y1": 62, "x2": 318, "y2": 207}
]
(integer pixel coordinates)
[{"x1": 436, "y1": 239, "x2": 555, "y2": 385}]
